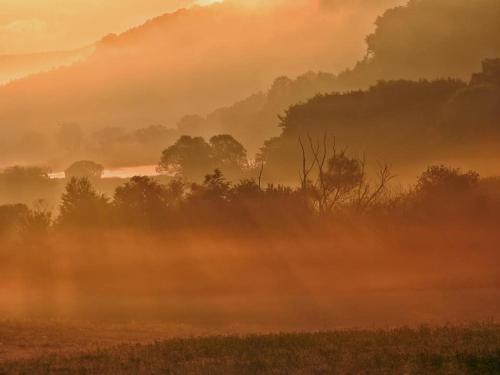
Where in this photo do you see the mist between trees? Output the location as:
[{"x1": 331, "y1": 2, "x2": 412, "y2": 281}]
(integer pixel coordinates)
[
  {"x1": 1, "y1": 52, "x2": 499, "y2": 326},
  {"x1": 2, "y1": 132, "x2": 500, "y2": 235},
  {"x1": 0, "y1": 0, "x2": 499, "y2": 334},
  {"x1": 0, "y1": 133, "x2": 499, "y2": 324}
]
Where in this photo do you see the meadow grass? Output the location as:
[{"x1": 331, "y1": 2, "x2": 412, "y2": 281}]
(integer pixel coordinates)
[{"x1": 0, "y1": 324, "x2": 498, "y2": 374}]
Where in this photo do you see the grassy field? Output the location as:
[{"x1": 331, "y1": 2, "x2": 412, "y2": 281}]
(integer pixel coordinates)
[{"x1": 0, "y1": 324, "x2": 498, "y2": 374}]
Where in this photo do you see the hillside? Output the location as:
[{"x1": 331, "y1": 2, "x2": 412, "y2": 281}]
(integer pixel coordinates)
[
  {"x1": 177, "y1": 71, "x2": 339, "y2": 153},
  {"x1": 2, "y1": 0, "x2": 499, "y2": 170},
  {"x1": 170, "y1": 0, "x2": 500, "y2": 157},
  {"x1": 0, "y1": 47, "x2": 94, "y2": 85},
  {"x1": 337, "y1": 0, "x2": 500, "y2": 89},
  {"x1": 0, "y1": 0, "x2": 399, "y2": 137},
  {"x1": 261, "y1": 59, "x2": 500, "y2": 182}
]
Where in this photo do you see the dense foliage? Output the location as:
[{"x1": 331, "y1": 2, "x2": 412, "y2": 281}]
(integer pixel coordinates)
[{"x1": 261, "y1": 60, "x2": 500, "y2": 181}]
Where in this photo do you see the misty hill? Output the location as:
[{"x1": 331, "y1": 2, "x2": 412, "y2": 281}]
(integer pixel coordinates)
[
  {"x1": 260, "y1": 59, "x2": 500, "y2": 182},
  {"x1": 170, "y1": 0, "x2": 500, "y2": 157},
  {"x1": 2, "y1": 0, "x2": 499, "y2": 171},
  {"x1": 184, "y1": 0, "x2": 500, "y2": 155},
  {"x1": 0, "y1": 0, "x2": 398, "y2": 139},
  {"x1": 337, "y1": 0, "x2": 500, "y2": 89},
  {"x1": 176, "y1": 72, "x2": 338, "y2": 153},
  {"x1": 0, "y1": 47, "x2": 94, "y2": 86}
]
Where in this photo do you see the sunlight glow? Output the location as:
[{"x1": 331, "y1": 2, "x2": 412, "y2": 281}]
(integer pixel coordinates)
[{"x1": 197, "y1": 0, "x2": 222, "y2": 4}]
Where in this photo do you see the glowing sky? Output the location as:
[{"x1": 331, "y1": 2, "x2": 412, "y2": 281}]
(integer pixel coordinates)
[{"x1": 0, "y1": 0, "x2": 198, "y2": 54}]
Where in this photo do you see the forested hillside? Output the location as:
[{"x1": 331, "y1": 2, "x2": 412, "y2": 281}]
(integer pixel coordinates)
[
  {"x1": 176, "y1": 0, "x2": 500, "y2": 157},
  {"x1": 261, "y1": 60, "x2": 500, "y2": 182}
]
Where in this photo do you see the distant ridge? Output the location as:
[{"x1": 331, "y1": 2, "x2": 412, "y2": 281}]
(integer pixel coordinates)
[
  {"x1": 0, "y1": 0, "x2": 395, "y2": 135},
  {"x1": 0, "y1": 46, "x2": 95, "y2": 86}
]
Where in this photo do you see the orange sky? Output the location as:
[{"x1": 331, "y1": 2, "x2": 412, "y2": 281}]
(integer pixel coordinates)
[{"x1": 0, "y1": 0, "x2": 199, "y2": 54}]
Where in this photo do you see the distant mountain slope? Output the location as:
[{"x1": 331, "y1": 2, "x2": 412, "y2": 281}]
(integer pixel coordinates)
[
  {"x1": 0, "y1": 0, "x2": 402, "y2": 138},
  {"x1": 0, "y1": 47, "x2": 94, "y2": 85},
  {"x1": 182, "y1": 0, "x2": 500, "y2": 156},
  {"x1": 176, "y1": 71, "x2": 339, "y2": 153},
  {"x1": 4, "y1": 0, "x2": 498, "y2": 171},
  {"x1": 337, "y1": 0, "x2": 500, "y2": 89}
]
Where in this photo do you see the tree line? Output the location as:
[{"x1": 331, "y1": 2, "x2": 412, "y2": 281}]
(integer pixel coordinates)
[
  {"x1": 1, "y1": 137, "x2": 499, "y2": 241},
  {"x1": 260, "y1": 59, "x2": 500, "y2": 181}
]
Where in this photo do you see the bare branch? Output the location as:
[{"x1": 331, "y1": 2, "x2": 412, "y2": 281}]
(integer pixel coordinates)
[
  {"x1": 363, "y1": 163, "x2": 395, "y2": 209},
  {"x1": 258, "y1": 160, "x2": 264, "y2": 190},
  {"x1": 298, "y1": 136, "x2": 317, "y2": 192}
]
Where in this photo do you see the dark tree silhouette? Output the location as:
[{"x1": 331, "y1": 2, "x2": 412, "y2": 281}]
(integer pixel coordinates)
[
  {"x1": 0, "y1": 166, "x2": 54, "y2": 205},
  {"x1": 408, "y1": 165, "x2": 485, "y2": 219},
  {"x1": 158, "y1": 136, "x2": 214, "y2": 181},
  {"x1": 58, "y1": 177, "x2": 110, "y2": 227},
  {"x1": 209, "y1": 134, "x2": 247, "y2": 178},
  {"x1": 338, "y1": 0, "x2": 500, "y2": 87},
  {"x1": 0, "y1": 204, "x2": 29, "y2": 235},
  {"x1": 0, "y1": 166, "x2": 49, "y2": 183},
  {"x1": 159, "y1": 135, "x2": 248, "y2": 182},
  {"x1": 299, "y1": 135, "x2": 393, "y2": 215},
  {"x1": 190, "y1": 169, "x2": 231, "y2": 203},
  {"x1": 65, "y1": 160, "x2": 104, "y2": 180},
  {"x1": 21, "y1": 200, "x2": 52, "y2": 236},
  {"x1": 114, "y1": 176, "x2": 184, "y2": 227},
  {"x1": 261, "y1": 78, "x2": 465, "y2": 181},
  {"x1": 416, "y1": 165, "x2": 479, "y2": 196}
]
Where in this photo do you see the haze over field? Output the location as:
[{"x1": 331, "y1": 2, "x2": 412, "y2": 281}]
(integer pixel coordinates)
[{"x1": 0, "y1": 2, "x2": 499, "y2": 371}]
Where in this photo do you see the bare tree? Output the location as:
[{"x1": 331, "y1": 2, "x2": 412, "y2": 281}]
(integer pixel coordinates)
[
  {"x1": 298, "y1": 136, "x2": 318, "y2": 192},
  {"x1": 353, "y1": 162, "x2": 395, "y2": 212},
  {"x1": 258, "y1": 160, "x2": 265, "y2": 191},
  {"x1": 298, "y1": 134, "x2": 394, "y2": 216}
]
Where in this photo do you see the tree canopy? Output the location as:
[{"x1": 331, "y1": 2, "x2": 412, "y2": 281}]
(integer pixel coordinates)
[
  {"x1": 159, "y1": 134, "x2": 248, "y2": 181},
  {"x1": 65, "y1": 160, "x2": 104, "y2": 180},
  {"x1": 58, "y1": 177, "x2": 110, "y2": 227}
]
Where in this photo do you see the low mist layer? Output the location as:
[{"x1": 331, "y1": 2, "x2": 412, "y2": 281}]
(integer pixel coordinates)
[
  {"x1": 0, "y1": 0, "x2": 499, "y2": 346},
  {"x1": 1, "y1": 158, "x2": 499, "y2": 326}
]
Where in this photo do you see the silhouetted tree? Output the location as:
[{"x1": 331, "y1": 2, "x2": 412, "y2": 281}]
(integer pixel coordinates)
[
  {"x1": 261, "y1": 78, "x2": 465, "y2": 182},
  {"x1": 182, "y1": 72, "x2": 339, "y2": 155},
  {"x1": 21, "y1": 200, "x2": 52, "y2": 236},
  {"x1": 159, "y1": 135, "x2": 249, "y2": 182},
  {"x1": 232, "y1": 179, "x2": 261, "y2": 198},
  {"x1": 299, "y1": 135, "x2": 393, "y2": 215},
  {"x1": 0, "y1": 201, "x2": 51, "y2": 238},
  {"x1": 416, "y1": 165, "x2": 479, "y2": 196},
  {"x1": 190, "y1": 169, "x2": 231, "y2": 202},
  {"x1": 0, "y1": 166, "x2": 54, "y2": 205},
  {"x1": 0, "y1": 166, "x2": 50, "y2": 184},
  {"x1": 209, "y1": 134, "x2": 247, "y2": 178},
  {"x1": 65, "y1": 160, "x2": 104, "y2": 180},
  {"x1": 338, "y1": 0, "x2": 500, "y2": 87},
  {"x1": 158, "y1": 136, "x2": 214, "y2": 181},
  {"x1": 58, "y1": 177, "x2": 110, "y2": 227},
  {"x1": 410, "y1": 165, "x2": 483, "y2": 218},
  {"x1": 0, "y1": 204, "x2": 29, "y2": 236},
  {"x1": 114, "y1": 176, "x2": 183, "y2": 227}
]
